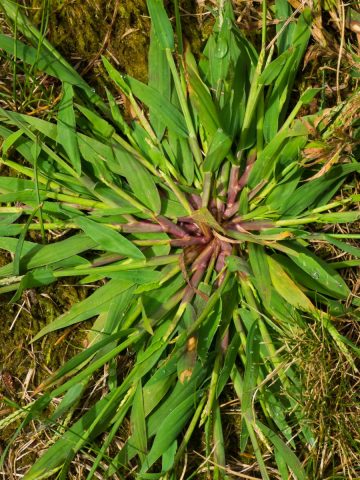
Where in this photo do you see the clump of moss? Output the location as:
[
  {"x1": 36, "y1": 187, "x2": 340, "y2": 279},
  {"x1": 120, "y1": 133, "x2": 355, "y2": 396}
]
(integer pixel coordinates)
[
  {"x1": 0, "y1": 279, "x2": 90, "y2": 412},
  {"x1": 24, "y1": 0, "x2": 211, "y2": 88},
  {"x1": 24, "y1": 0, "x2": 150, "y2": 83}
]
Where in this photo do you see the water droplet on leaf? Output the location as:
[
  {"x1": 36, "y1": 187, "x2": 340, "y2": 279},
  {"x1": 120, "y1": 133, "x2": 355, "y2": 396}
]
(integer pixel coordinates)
[{"x1": 215, "y1": 38, "x2": 228, "y2": 58}]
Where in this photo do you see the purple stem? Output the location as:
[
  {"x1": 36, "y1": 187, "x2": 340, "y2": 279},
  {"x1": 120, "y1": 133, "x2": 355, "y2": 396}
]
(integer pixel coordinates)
[
  {"x1": 226, "y1": 165, "x2": 240, "y2": 209},
  {"x1": 182, "y1": 249, "x2": 213, "y2": 304},
  {"x1": 114, "y1": 222, "x2": 164, "y2": 233},
  {"x1": 182, "y1": 269, "x2": 204, "y2": 304},
  {"x1": 226, "y1": 219, "x2": 275, "y2": 231},
  {"x1": 248, "y1": 180, "x2": 267, "y2": 201},
  {"x1": 237, "y1": 152, "x2": 256, "y2": 190},
  {"x1": 188, "y1": 194, "x2": 202, "y2": 210},
  {"x1": 215, "y1": 241, "x2": 232, "y2": 286},
  {"x1": 223, "y1": 154, "x2": 257, "y2": 219},
  {"x1": 171, "y1": 236, "x2": 208, "y2": 247},
  {"x1": 191, "y1": 241, "x2": 216, "y2": 272},
  {"x1": 223, "y1": 202, "x2": 239, "y2": 219},
  {"x1": 209, "y1": 198, "x2": 218, "y2": 217},
  {"x1": 156, "y1": 216, "x2": 188, "y2": 238},
  {"x1": 179, "y1": 222, "x2": 201, "y2": 235},
  {"x1": 177, "y1": 216, "x2": 196, "y2": 224},
  {"x1": 216, "y1": 200, "x2": 225, "y2": 221},
  {"x1": 183, "y1": 245, "x2": 204, "y2": 264}
]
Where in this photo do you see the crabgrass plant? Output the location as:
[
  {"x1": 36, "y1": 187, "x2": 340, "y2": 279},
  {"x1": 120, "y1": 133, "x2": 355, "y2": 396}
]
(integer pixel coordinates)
[{"x1": 0, "y1": 0, "x2": 359, "y2": 478}]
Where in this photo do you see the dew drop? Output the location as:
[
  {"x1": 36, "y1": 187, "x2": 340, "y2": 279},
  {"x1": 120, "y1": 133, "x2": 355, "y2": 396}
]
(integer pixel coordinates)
[
  {"x1": 215, "y1": 38, "x2": 228, "y2": 58},
  {"x1": 312, "y1": 272, "x2": 320, "y2": 280}
]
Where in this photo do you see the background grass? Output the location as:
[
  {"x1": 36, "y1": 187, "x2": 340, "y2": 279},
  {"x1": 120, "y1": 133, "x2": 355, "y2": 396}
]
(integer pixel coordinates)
[{"x1": 0, "y1": 1, "x2": 359, "y2": 479}]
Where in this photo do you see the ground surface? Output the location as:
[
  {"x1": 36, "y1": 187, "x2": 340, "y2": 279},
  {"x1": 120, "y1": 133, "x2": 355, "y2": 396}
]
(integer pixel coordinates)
[{"x1": 0, "y1": 1, "x2": 359, "y2": 478}]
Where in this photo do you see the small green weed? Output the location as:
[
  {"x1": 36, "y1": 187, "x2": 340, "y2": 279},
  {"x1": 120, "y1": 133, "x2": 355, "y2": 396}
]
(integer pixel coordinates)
[{"x1": 0, "y1": 1, "x2": 359, "y2": 479}]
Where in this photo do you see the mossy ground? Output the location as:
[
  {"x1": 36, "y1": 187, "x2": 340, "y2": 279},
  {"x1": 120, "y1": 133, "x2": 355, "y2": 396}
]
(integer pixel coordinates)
[
  {"x1": 24, "y1": 0, "x2": 211, "y2": 85},
  {"x1": 0, "y1": 279, "x2": 89, "y2": 428},
  {"x1": 0, "y1": 1, "x2": 359, "y2": 478}
]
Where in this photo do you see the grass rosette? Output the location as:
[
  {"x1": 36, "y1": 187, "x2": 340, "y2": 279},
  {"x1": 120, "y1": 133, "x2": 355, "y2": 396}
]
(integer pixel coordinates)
[{"x1": 0, "y1": 0, "x2": 359, "y2": 478}]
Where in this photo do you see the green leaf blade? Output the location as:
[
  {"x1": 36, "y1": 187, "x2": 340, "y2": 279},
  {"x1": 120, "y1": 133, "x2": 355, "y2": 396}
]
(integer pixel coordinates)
[
  {"x1": 57, "y1": 82, "x2": 81, "y2": 175},
  {"x1": 74, "y1": 215, "x2": 145, "y2": 259}
]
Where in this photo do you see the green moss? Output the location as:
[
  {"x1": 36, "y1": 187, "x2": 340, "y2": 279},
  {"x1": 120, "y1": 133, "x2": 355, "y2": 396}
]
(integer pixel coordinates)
[
  {"x1": 0, "y1": 277, "x2": 89, "y2": 432},
  {"x1": 26, "y1": 0, "x2": 150, "y2": 84},
  {"x1": 24, "y1": 0, "x2": 211, "y2": 88}
]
